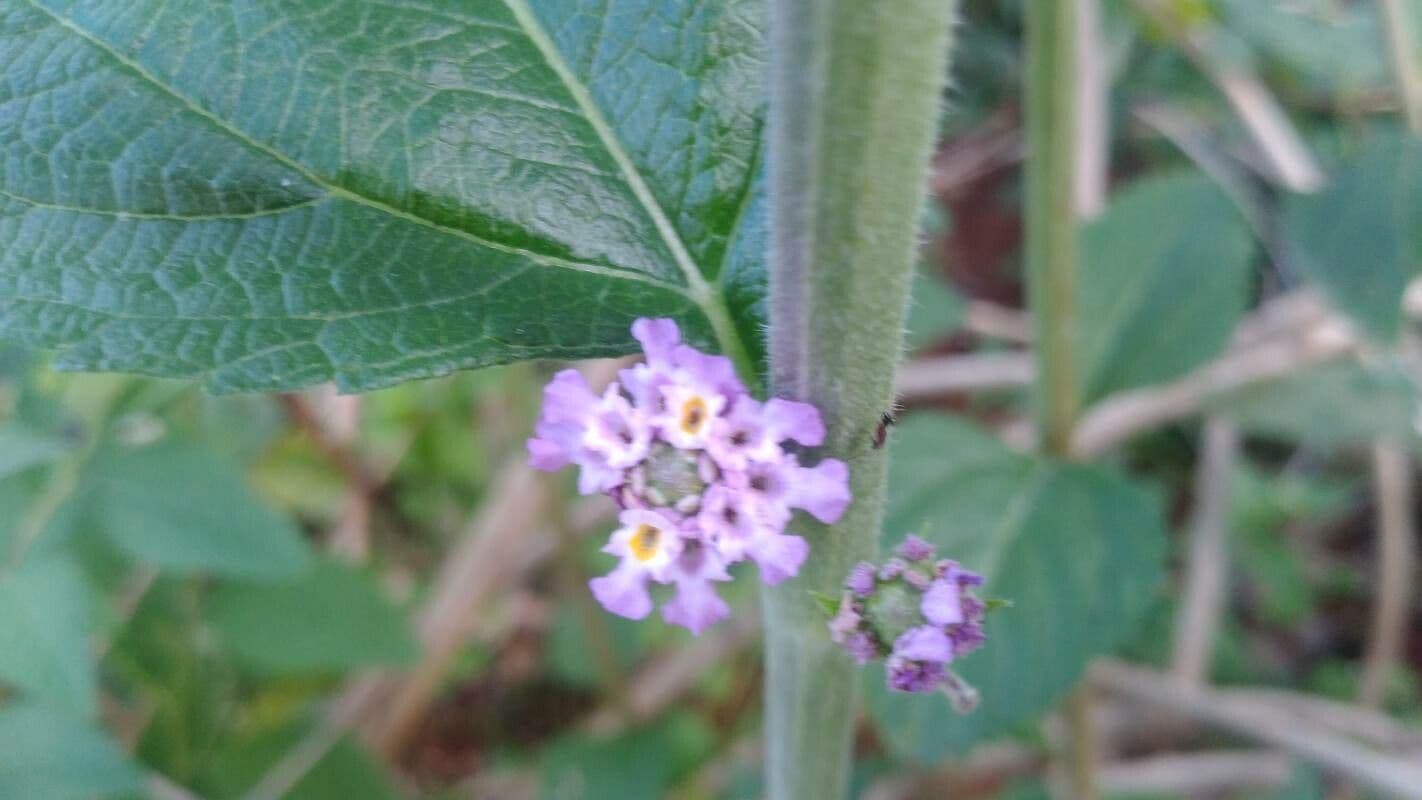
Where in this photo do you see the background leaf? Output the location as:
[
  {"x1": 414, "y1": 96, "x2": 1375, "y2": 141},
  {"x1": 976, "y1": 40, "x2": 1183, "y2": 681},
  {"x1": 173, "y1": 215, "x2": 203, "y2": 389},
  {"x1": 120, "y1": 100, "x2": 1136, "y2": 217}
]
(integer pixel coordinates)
[
  {"x1": 206, "y1": 559, "x2": 417, "y2": 674},
  {"x1": 65, "y1": 441, "x2": 312, "y2": 579},
  {"x1": 0, "y1": 555, "x2": 95, "y2": 715},
  {"x1": 0, "y1": 0, "x2": 767, "y2": 391},
  {"x1": 1285, "y1": 131, "x2": 1422, "y2": 341},
  {"x1": 0, "y1": 423, "x2": 72, "y2": 479},
  {"x1": 0, "y1": 704, "x2": 143, "y2": 800},
  {"x1": 866, "y1": 415, "x2": 1168, "y2": 762},
  {"x1": 1078, "y1": 171, "x2": 1255, "y2": 401}
]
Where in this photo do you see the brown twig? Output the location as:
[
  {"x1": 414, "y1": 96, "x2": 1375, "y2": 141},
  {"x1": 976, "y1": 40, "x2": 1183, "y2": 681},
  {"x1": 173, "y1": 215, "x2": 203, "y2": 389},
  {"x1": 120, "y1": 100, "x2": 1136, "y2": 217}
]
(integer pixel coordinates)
[
  {"x1": 1129, "y1": 0, "x2": 1324, "y2": 193},
  {"x1": 581, "y1": 616, "x2": 759, "y2": 736},
  {"x1": 1360, "y1": 442, "x2": 1417, "y2": 708},
  {"x1": 1171, "y1": 417, "x2": 1239, "y2": 686},
  {"x1": 1097, "y1": 750, "x2": 1292, "y2": 795},
  {"x1": 1093, "y1": 661, "x2": 1422, "y2": 798},
  {"x1": 897, "y1": 351, "x2": 1035, "y2": 399}
]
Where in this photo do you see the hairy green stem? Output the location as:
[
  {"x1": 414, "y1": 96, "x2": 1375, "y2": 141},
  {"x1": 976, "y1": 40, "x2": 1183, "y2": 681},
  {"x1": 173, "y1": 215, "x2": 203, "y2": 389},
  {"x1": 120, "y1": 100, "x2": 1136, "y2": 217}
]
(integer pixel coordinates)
[
  {"x1": 1026, "y1": 2, "x2": 1098, "y2": 798},
  {"x1": 762, "y1": 2, "x2": 957, "y2": 798}
]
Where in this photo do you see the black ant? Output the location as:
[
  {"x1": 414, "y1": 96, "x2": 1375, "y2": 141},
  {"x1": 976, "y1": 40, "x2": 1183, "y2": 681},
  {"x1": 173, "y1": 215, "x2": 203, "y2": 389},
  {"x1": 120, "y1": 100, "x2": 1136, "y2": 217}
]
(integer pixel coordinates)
[{"x1": 872, "y1": 409, "x2": 898, "y2": 449}]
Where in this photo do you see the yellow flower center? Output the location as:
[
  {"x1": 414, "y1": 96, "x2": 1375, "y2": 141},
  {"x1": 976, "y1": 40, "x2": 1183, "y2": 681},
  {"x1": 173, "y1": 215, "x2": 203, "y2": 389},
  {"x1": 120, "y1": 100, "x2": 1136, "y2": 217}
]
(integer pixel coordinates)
[
  {"x1": 630, "y1": 523, "x2": 662, "y2": 562},
  {"x1": 679, "y1": 396, "x2": 708, "y2": 435}
]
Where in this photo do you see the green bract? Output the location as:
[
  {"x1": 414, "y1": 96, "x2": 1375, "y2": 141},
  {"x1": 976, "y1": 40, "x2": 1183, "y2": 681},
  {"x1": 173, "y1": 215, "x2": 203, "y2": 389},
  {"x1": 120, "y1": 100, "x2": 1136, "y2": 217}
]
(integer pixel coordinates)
[{"x1": 0, "y1": 0, "x2": 766, "y2": 391}]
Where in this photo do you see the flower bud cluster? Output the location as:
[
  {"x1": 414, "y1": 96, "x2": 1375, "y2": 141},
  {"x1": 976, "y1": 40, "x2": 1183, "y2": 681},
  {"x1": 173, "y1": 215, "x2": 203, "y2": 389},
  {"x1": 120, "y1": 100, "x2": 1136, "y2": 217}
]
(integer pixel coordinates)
[
  {"x1": 528, "y1": 318, "x2": 851, "y2": 634},
  {"x1": 830, "y1": 535, "x2": 987, "y2": 695}
]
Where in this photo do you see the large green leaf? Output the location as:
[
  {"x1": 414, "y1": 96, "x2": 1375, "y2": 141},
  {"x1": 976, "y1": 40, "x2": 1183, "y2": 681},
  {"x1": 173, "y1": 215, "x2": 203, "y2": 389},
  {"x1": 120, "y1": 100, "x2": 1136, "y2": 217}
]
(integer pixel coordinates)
[
  {"x1": 0, "y1": 704, "x2": 143, "y2": 799},
  {"x1": 0, "y1": 0, "x2": 766, "y2": 391},
  {"x1": 0, "y1": 554, "x2": 96, "y2": 715},
  {"x1": 866, "y1": 415, "x2": 1168, "y2": 762},
  {"x1": 59, "y1": 441, "x2": 313, "y2": 579},
  {"x1": 206, "y1": 558, "x2": 417, "y2": 674},
  {"x1": 1079, "y1": 171, "x2": 1255, "y2": 402},
  {"x1": 1285, "y1": 132, "x2": 1422, "y2": 341}
]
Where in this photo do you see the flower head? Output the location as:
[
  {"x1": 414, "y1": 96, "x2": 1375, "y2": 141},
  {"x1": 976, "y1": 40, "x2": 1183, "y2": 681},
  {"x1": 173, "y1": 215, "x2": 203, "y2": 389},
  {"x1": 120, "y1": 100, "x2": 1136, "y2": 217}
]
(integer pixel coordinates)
[
  {"x1": 528, "y1": 318, "x2": 851, "y2": 634},
  {"x1": 826, "y1": 534, "x2": 990, "y2": 700}
]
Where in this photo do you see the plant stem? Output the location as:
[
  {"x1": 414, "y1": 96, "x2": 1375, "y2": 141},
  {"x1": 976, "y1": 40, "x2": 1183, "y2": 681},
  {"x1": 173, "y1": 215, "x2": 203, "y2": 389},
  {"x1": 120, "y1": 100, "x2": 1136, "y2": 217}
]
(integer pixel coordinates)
[
  {"x1": 761, "y1": 1, "x2": 957, "y2": 798},
  {"x1": 1026, "y1": 2, "x2": 1099, "y2": 798},
  {"x1": 1026, "y1": 0, "x2": 1082, "y2": 456}
]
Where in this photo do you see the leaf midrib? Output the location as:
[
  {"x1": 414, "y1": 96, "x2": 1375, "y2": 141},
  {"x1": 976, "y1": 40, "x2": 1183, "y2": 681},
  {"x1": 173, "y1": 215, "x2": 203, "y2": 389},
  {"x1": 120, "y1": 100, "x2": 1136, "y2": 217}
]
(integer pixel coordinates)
[{"x1": 22, "y1": 0, "x2": 687, "y2": 294}]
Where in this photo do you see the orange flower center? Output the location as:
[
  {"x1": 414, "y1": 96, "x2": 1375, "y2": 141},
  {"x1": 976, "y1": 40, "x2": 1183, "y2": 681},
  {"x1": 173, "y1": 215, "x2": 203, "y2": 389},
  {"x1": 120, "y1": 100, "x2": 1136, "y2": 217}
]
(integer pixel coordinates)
[
  {"x1": 679, "y1": 396, "x2": 708, "y2": 435},
  {"x1": 630, "y1": 524, "x2": 662, "y2": 562}
]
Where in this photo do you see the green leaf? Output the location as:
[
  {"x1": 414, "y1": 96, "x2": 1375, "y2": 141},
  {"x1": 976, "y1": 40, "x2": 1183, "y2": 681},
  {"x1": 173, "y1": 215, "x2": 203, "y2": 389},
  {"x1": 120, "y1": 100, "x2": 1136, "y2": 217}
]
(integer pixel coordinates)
[
  {"x1": 1285, "y1": 132, "x2": 1422, "y2": 341},
  {"x1": 1211, "y1": 359, "x2": 1418, "y2": 446},
  {"x1": 0, "y1": 704, "x2": 144, "y2": 800},
  {"x1": 0, "y1": 555, "x2": 96, "y2": 716},
  {"x1": 0, "y1": 0, "x2": 766, "y2": 391},
  {"x1": 206, "y1": 727, "x2": 397, "y2": 800},
  {"x1": 540, "y1": 715, "x2": 713, "y2": 800},
  {"x1": 207, "y1": 559, "x2": 417, "y2": 674},
  {"x1": 867, "y1": 414, "x2": 1168, "y2": 762},
  {"x1": 905, "y1": 266, "x2": 966, "y2": 350},
  {"x1": 0, "y1": 423, "x2": 72, "y2": 479},
  {"x1": 1216, "y1": 0, "x2": 1387, "y2": 98},
  {"x1": 66, "y1": 441, "x2": 312, "y2": 579},
  {"x1": 1079, "y1": 171, "x2": 1255, "y2": 401}
]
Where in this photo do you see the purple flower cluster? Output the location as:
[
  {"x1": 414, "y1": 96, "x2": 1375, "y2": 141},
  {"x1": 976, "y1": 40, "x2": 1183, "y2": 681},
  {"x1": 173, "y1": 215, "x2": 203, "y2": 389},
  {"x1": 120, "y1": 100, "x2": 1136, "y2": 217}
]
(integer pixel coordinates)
[
  {"x1": 830, "y1": 535, "x2": 987, "y2": 695},
  {"x1": 528, "y1": 318, "x2": 851, "y2": 635}
]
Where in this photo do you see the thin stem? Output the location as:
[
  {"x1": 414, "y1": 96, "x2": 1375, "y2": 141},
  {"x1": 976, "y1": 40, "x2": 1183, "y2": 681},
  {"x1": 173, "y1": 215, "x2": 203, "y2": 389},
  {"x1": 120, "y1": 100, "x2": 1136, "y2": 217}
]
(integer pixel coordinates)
[
  {"x1": 1378, "y1": 0, "x2": 1422, "y2": 135},
  {"x1": 1026, "y1": 2, "x2": 1098, "y2": 798},
  {"x1": 762, "y1": 1, "x2": 958, "y2": 798},
  {"x1": 1026, "y1": 0, "x2": 1082, "y2": 456}
]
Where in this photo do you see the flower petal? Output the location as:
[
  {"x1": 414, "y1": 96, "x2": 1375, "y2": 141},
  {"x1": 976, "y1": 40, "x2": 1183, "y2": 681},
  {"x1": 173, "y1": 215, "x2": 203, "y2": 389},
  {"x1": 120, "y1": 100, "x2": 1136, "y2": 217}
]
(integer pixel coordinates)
[
  {"x1": 661, "y1": 578, "x2": 731, "y2": 635},
  {"x1": 589, "y1": 565, "x2": 653, "y2": 620},
  {"x1": 892, "y1": 625, "x2": 955, "y2": 664},
  {"x1": 631, "y1": 317, "x2": 682, "y2": 365},
  {"x1": 749, "y1": 531, "x2": 809, "y2": 585},
  {"x1": 785, "y1": 458, "x2": 851, "y2": 523},
  {"x1": 921, "y1": 577, "x2": 964, "y2": 626},
  {"x1": 764, "y1": 398, "x2": 826, "y2": 447}
]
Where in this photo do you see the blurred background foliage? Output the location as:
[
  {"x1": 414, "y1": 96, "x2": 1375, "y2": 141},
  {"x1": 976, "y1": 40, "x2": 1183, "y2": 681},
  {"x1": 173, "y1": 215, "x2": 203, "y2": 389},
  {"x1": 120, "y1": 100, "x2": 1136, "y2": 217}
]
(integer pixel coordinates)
[{"x1": 2, "y1": 0, "x2": 1421, "y2": 798}]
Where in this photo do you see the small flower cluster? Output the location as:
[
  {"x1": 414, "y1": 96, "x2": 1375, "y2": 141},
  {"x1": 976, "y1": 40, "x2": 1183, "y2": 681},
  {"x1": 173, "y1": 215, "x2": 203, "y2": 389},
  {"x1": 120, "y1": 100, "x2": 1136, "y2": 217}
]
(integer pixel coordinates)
[
  {"x1": 830, "y1": 535, "x2": 987, "y2": 698},
  {"x1": 528, "y1": 318, "x2": 851, "y2": 635}
]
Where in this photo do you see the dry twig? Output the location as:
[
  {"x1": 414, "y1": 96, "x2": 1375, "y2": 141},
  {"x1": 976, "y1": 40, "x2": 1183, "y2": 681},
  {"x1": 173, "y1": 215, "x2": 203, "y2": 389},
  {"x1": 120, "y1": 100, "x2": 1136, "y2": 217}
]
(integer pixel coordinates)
[
  {"x1": 1171, "y1": 417, "x2": 1239, "y2": 685},
  {"x1": 1093, "y1": 661, "x2": 1422, "y2": 798}
]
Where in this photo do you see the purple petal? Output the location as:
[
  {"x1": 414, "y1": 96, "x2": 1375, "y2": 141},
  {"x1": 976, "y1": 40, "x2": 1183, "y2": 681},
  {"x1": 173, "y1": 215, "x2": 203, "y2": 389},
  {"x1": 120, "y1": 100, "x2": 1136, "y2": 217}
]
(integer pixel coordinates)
[
  {"x1": 845, "y1": 561, "x2": 877, "y2": 596},
  {"x1": 763, "y1": 398, "x2": 825, "y2": 447},
  {"x1": 893, "y1": 625, "x2": 954, "y2": 664},
  {"x1": 631, "y1": 318, "x2": 681, "y2": 365},
  {"x1": 886, "y1": 657, "x2": 946, "y2": 693},
  {"x1": 672, "y1": 344, "x2": 745, "y2": 397},
  {"x1": 526, "y1": 436, "x2": 572, "y2": 472},
  {"x1": 661, "y1": 578, "x2": 731, "y2": 635},
  {"x1": 921, "y1": 578, "x2": 964, "y2": 626},
  {"x1": 589, "y1": 565, "x2": 653, "y2": 620},
  {"x1": 897, "y1": 535, "x2": 935, "y2": 562},
  {"x1": 539, "y1": 369, "x2": 599, "y2": 424},
  {"x1": 784, "y1": 458, "x2": 851, "y2": 523},
  {"x1": 828, "y1": 599, "x2": 862, "y2": 643},
  {"x1": 845, "y1": 632, "x2": 877, "y2": 665},
  {"x1": 749, "y1": 532, "x2": 809, "y2": 585}
]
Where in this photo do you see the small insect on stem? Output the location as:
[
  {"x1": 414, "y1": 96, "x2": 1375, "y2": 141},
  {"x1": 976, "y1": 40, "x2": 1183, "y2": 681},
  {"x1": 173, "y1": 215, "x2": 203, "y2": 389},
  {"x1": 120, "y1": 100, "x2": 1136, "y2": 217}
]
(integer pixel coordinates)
[{"x1": 872, "y1": 408, "x2": 899, "y2": 449}]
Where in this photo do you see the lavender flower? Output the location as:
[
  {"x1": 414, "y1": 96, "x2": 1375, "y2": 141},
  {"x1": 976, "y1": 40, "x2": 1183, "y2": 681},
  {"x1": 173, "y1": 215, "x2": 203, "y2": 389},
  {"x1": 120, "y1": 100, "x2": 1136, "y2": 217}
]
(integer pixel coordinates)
[
  {"x1": 528, "y1": 318, "x2": 851, "y2": 634},
  {"x1": 827, "y1": 534, "x2": 989, "y2": 701}
]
